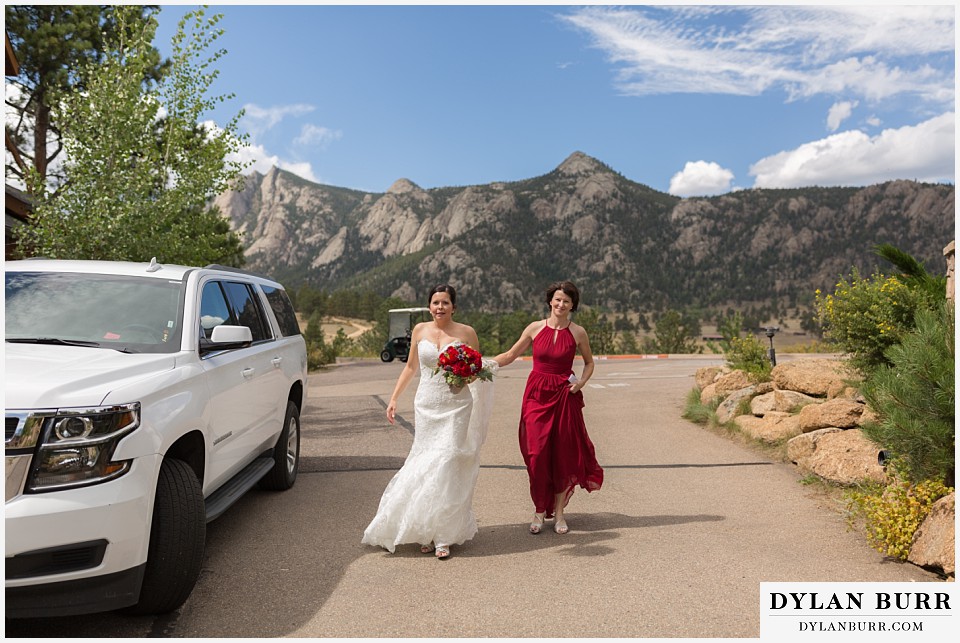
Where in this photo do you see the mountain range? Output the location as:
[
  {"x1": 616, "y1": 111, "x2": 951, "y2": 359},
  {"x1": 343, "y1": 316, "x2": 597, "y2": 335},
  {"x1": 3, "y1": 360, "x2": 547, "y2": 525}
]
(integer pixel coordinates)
[{"x1": 213, "y1": 151, "x2": 955, "y2": 314}]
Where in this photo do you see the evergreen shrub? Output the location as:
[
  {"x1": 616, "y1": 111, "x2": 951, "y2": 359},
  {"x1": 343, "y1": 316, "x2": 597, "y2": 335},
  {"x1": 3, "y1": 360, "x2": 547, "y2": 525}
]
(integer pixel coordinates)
[{"x1": 860, "y1": 303, "x2": 955, "y2": 487}]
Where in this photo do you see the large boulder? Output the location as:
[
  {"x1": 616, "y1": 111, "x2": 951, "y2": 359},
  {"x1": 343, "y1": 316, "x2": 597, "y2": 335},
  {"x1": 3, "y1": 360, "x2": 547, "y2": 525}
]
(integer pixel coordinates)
[
  {"x1": 750, "y1": 389, "x2": 819, "y2": 416},
  {"x1": 701, "y1": 370, "x2": 751, "y2": 404},
  {"x1": 787, "y1": 428, "x2": 886, "y2": 485},
  {"x1": 771, "y1": 358, "x2": 855, "y2": 397},
  {"x1": 786, "y1": 427, "x2": 840, "y2": 463},
  {"x1": 799, "y1": 398, "x2": 866, "y2": 432},
  {"x1": 715, "y1": 386, "x2": 757, "y2": 423},
  {"x1": 695, "y1": 366, "x2": 726, "y2": 390},
  {"x1": 828, "y1": 383, "x2": 863, "y2": 400},
  {"x1": 735, "y1": 412, "x2": 802, "y2": 444},
  {"x1": 908, "y1": 492, "x2": 955, "y2": 577}
]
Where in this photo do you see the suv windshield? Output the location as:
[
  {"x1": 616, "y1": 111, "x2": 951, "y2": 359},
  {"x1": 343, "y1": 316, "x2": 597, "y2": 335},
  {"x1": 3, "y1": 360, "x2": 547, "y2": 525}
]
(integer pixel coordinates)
[{"x1": 5, "y1": 271, "x2": 185, "y2": 353}]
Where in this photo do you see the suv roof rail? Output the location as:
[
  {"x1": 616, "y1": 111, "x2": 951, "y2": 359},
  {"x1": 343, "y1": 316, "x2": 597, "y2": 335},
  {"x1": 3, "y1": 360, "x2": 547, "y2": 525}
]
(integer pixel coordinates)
[{"x1": 203, "y1": 264, "x2": 274, "y2": 281}]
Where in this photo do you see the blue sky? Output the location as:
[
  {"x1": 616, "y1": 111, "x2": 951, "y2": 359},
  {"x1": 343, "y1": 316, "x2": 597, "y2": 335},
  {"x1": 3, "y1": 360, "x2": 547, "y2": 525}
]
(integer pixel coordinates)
[{"x1": 153, "y1": 3, "x2": 955, "y2": 197}]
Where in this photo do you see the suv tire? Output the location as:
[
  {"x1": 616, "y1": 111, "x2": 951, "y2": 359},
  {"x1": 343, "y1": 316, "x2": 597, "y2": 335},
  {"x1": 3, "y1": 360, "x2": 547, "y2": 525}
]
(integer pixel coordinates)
[
  {"x1": 125, "y1": 458, "x2": 205, "y2": 615},
  {"x1": 258, "y1": 401, "x2": 300, "y2": 491}
]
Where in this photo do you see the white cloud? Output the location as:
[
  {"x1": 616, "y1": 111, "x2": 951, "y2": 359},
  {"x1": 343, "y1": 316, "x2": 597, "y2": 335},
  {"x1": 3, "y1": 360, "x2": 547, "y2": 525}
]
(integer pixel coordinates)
[
  {"x1": 669, "y1": 161, "x2": 735, "y2": 197},
  {"x1": 240, "y1": 103, "x2": 315, "y2": 140},
  {"x1": 866, "y1": 115, "x2": 882, "y2": 128},
  {"x1": 827, "y1": 100, "x2": 858, "y2": 132},
  {"x1": 229, "y1": 141, "x2": 318, "y2": 184},
  {"x1": 561, "y1": 6, "x2": 954, "y2": 105},
  {"x1": 294, "y1": 124, "x2": 342, "y2": 148},
  {"x1": 749, "y1": 112, "x2": 954, "y2": 188}
]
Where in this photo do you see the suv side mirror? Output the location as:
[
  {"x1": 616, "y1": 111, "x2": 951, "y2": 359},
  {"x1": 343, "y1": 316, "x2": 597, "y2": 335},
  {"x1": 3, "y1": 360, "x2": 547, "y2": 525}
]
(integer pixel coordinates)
[{"x1": 200, "y1": 325, "x2": 253, "y2": 353}]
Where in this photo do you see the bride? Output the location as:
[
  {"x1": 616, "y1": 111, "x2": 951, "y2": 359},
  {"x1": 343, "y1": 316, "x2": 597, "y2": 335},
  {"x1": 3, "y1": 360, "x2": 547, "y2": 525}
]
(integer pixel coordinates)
[{"x1": 362, "y1": 284, "x2": 496, "y2": 559}]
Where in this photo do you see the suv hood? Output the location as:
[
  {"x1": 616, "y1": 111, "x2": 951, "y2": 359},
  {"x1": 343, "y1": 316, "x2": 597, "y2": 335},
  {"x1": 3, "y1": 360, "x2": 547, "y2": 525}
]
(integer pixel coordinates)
[{"x1": 5, "y1": 343, "x2": 178, "y2": 409}]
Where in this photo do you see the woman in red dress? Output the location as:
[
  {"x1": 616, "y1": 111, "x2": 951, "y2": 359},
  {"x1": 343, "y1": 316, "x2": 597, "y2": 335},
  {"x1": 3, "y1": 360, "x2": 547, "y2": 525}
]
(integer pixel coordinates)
[{"x1": 495, "y1": 281, "x2": 603, "y2": 535}]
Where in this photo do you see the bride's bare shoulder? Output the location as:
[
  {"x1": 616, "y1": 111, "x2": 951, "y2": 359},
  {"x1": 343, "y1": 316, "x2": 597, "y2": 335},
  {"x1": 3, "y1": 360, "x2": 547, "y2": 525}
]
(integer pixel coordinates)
[{"x1": 410, "y1": 322, "x2": 432, "y2": 340}]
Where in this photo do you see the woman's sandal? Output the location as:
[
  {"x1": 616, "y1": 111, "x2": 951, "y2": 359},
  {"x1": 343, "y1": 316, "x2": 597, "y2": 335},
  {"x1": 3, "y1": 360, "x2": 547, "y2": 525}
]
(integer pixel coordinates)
[
  {"x1": 435, "y1": 545, "x2": 451, "y2": 559},
  {"x1": 529, "y1": 512, "x2": 546, "y2": 535},
  {"x1": 420, "y1": 544, "x2": 435, "y2": 554},
  {"x1": 554, "y1": 518, "x2": 569, "y2": 535}
]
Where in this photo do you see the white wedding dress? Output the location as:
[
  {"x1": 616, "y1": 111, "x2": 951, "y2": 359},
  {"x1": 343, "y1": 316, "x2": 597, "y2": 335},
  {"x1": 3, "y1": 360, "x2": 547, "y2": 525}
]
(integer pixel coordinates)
[{"x1": 362, "y1": 340, "x2": 496, "y2": 552}]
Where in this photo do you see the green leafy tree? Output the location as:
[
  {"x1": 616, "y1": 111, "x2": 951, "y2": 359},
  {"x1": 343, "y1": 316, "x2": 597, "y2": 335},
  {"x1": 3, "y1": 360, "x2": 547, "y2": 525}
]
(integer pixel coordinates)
[
  {"x1": 798, "y1": 307, "x2": 823, "y2": 337},
  {"x1": 18, "y1": 6, "x2": 247, "y2": 265},
  {"x1": 717, "y1": 311, "x2": 744, "y2": 344},
  {"x1": 459, "y1": 311, "x2": 498, "y2": 354},
  {"x1": 304, "y1": 312, "x2": 335, "y2": 369},
  {"x1": 5, "y1": 5, "x2": 168, "y2": 188},
  {"x1": 296, "y1": 285, "x2": 329, "y2": 317},
  {"x1": 860, "y1": 303, "x2": 955, "y2": 487},
  {"x1": 643, "y1": 309, "x2": 701, "y2": 354},
  {"x1": 616, "y1": 330, "x2": 640, "y2": 355},
  {"x1": 355, "y1": 296, "x2": 415, "y2": 355},
  {"x1": 705, "y1": 310, "x2": 744, "y2": 354},
  {"x1": 497, "y1": 310, "x2": 537, "y2": 354},
  {"x1": 575, "y1": 307, "x2": 615, "y2": 355}
]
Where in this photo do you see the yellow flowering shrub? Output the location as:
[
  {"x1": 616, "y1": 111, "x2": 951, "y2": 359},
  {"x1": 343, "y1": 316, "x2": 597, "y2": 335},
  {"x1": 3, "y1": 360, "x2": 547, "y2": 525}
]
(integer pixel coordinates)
[
  {"x1": 815, "y1": 271, "x2": 920, "y2": 372},
  {"x1": 847, "y1": 477, "x2": 953, "y2": 560}
]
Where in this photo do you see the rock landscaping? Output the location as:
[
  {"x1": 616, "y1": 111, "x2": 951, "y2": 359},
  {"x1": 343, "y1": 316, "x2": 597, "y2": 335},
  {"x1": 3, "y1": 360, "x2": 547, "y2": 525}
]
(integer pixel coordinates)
[{"x1": 695, "y1": 357, "x2": 955, "y2": 578}]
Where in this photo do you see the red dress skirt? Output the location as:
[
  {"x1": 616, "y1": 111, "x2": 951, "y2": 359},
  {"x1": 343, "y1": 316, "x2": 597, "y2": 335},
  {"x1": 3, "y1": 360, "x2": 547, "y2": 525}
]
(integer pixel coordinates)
[{"x1": 519, "y1": 325, "x2": 603, "y2": 517}]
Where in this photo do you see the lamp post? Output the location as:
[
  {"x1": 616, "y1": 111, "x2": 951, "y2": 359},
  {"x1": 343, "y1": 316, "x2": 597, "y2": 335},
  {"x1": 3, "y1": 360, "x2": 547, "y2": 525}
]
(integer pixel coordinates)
[{"x1": 761, "y1": 326, "x2": 779, "y2": 367}]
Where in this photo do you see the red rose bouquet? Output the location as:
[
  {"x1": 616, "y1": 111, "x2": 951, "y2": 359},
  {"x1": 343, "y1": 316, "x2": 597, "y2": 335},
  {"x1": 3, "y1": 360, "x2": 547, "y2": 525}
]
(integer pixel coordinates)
[{"x1": 433, "y1": 342, "x2": 494, "y2": 388}]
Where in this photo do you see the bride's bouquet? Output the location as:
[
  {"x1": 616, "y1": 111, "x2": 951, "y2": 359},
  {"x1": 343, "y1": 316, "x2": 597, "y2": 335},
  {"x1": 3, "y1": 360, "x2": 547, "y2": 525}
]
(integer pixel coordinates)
[{"x1": 434, "y1": 343, "x2": 494, "y2": 388}]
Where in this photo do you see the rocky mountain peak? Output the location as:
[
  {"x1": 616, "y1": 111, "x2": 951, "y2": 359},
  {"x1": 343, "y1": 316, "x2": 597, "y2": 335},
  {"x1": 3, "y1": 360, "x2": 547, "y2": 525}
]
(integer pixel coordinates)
[
  {"x1": 387, "y1": 178, "x2": 422, "y2": 194},
  {"x1": 557, "y1": 151, "x2": 607, "y2": 176},
  {"x1": 214, "y1": 163, "x2": 953, "y2": 315}
]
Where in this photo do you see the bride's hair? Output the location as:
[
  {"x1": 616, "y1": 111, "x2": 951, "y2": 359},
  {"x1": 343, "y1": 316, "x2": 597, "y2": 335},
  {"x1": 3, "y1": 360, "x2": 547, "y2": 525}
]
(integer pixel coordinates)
[
  {"x1": 544, "y1": 281, "x2": 580, "y2": 311},
  {"x1": 428, "y1": 284, "x2": 457, "y2": 307}
]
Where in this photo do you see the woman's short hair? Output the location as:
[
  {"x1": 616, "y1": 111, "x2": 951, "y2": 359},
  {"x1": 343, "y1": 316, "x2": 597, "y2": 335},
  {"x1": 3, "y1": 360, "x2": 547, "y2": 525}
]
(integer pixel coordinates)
[
  {"x1": 428, "y1": 284, "x2": 457, "y2": 307},
  {"x1": 544, "y1": 280, "x2": 580, "y2": 312}
]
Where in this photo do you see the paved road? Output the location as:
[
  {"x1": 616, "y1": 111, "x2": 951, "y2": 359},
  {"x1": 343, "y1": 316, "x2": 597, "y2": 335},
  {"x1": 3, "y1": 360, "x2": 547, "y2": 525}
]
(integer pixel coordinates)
[{"x1": 4, "y1": 356, "x2": 939, "y2": 638}]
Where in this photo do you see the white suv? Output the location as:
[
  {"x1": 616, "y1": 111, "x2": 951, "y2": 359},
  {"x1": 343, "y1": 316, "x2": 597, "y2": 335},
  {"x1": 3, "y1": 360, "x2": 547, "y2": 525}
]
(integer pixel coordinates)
[{"x1": 5, "y1": 259, "x2": 308, "y2": 617}]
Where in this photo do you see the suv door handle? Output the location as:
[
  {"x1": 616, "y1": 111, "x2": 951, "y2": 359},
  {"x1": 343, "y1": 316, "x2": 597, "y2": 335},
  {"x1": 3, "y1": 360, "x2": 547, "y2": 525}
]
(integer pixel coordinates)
[
  {"x1": 242, "y1": 367, "x2": 255, "y2": 379},
  {"x1": 271, "y1": 357, "x2": 283, "y2": 368}
]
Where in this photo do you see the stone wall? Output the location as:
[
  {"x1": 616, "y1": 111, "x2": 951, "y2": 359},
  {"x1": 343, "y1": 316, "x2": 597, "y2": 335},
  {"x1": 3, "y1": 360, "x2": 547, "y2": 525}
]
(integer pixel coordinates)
[{"x1": 695, "y1": 357, "x2": 955, "y2": 578}]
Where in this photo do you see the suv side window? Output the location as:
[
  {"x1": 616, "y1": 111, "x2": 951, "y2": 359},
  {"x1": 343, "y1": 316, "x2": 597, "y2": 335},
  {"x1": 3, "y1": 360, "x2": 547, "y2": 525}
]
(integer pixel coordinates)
[
  {"x1": 222, "y1": 281, "x2": 271, "y2": 343},
  {"x1": 199, "y1": 281, "x2": 237, "y2": 339},
  {"x1": 261, "y1": 285, "x2": 301, "y2": 337}
]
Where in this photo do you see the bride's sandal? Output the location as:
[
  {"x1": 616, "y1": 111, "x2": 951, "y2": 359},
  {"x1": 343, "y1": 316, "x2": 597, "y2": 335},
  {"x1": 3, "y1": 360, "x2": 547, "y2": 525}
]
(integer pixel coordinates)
[
  {"x1": 420, "y1": 544, "x2": 435, "y2": 554},
  {"x1": 554, "y1": 518, "x2": 569, "y2": 535},
  {"x1": 529, "y1": 512, "x2": 546, "y2": 535},
  {"x1": 435, "y1": 545, "x2": 451, "y2": 559}
]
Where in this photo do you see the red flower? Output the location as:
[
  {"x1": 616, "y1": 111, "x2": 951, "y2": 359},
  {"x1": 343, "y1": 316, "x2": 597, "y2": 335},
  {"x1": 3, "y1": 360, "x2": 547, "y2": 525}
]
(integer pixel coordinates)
[{"x1": 433, "y1": 342, "x2": 493, "y2": 388}]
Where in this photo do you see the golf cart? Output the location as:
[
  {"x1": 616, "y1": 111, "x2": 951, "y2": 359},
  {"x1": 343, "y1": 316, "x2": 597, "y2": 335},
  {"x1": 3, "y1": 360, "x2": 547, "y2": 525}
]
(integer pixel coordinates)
[{"x1": 380, "y1": 307, "x2": 430, "y2": 362}]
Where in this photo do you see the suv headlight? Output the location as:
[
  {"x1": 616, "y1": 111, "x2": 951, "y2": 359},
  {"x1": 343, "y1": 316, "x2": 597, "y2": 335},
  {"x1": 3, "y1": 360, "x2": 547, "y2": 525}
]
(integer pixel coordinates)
[{"x1": 29, "y1": 403, "x2": 140, "y2": 492}]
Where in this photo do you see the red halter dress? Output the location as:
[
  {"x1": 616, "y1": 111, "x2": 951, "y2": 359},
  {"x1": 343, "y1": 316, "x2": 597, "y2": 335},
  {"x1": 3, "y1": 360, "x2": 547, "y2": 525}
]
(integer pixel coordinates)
[{"x1": 519, "y1": 324, "x2": 603, "y2": 517}]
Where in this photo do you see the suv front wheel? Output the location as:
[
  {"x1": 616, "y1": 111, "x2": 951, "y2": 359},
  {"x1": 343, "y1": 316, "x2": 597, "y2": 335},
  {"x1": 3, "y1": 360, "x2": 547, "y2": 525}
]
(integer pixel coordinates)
[{"x1": 125, "y1": 458, "x2": 205, "y2": 615}]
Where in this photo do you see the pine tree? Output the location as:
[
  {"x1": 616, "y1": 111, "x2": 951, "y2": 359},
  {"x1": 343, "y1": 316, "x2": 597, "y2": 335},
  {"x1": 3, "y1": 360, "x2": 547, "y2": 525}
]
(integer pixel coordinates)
[
  {"x1": 860, "y1": 302, "x2": 955, "y2": 486},
  {"x1": 5, "y1": 5, "x2": 168, "y2": 188}
]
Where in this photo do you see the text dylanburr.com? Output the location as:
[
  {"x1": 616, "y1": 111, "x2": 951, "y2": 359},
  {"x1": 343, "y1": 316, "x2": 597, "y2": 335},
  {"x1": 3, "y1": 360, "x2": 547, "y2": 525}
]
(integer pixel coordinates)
[{"x1": 761, "y1": 582, "x2": 955, "y2": 640}]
